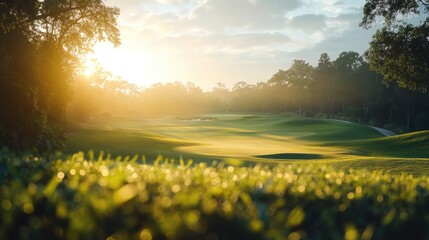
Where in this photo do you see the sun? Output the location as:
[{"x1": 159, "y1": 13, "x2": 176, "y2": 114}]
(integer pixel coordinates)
[
  {"x1": 81, "y1": 42, "x2": 165, "y2": 87},
  {"x1": 82, "y1": 56, "x2": 98, "y2": 77}
]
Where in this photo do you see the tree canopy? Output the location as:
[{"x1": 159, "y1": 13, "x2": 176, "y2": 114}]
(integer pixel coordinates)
[
  {"x1": 0, "y1": 0, "x2": 120, "y2": 152},
  {"x1": 361, "y1": 0, "x2": 429, "y2": 92},
  {"x1": 1, "y1": 0, "x2": 120, "y2": 57}
]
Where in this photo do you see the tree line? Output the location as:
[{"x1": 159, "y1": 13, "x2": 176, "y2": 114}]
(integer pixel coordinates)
[
  {"x1": 70, "y1": 51, "x2": 429, "y2": 135},
  {"x1": 1, "y1": 0, "x2": 428, "y2": 153}
]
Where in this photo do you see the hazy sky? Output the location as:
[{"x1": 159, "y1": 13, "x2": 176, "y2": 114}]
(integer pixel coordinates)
[{"x1": 88, "y1": 0, "x2": 377, "y2": 90}]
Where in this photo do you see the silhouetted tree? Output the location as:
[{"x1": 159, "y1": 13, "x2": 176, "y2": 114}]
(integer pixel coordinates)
[
  {"x1": 0, "y1": 29, "x2": 45, "y2": 151},
  {"x1": 332, "y1": 52, "x2": 365, "y2": 115},
  {"x1": 311, "y1": 53, "x2": 335, "y2": 115},
  {"x1": 0, "y1": 0, "x2": 120, "y2": 152},
  {"x1": 285, "y1": 60, "x2": 314, "y2": 116},
  {"x1": 361, "y1": 0, "x2": 429, "y2": 92},
  {"x1": 210, "y1": 82, "x2": 231, "y2": 112}
]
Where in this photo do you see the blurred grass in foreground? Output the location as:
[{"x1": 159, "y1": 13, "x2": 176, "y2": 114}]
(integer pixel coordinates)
[{"x1": 1, "y1": 151, "x2": 428, "y2": 240}]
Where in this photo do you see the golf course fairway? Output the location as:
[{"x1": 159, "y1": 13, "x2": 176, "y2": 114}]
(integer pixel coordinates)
[{"x1": 66, "y1": 114, "x2": 429, "y2": 175}]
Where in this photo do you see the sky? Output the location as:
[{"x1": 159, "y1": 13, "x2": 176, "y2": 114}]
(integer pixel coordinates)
[{"x1": 86, "y1": 0, "x2": 378, "y2": 90}]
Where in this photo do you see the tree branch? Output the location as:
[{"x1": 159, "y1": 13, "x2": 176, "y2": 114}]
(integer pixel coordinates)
[{"x1": 20, "y1": 2, "x2": 91, "y2": 26}]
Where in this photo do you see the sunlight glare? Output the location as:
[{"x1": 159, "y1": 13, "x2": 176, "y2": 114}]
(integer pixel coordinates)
[
  {"x1": 86, "y1": 42, "x2": 165, "y2": 87},
  {"x1": 83, "y1": 57, "x2": 97, "y2": 77}
]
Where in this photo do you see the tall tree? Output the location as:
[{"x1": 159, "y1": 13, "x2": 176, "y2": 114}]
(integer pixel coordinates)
[
  {"x1": 0, "y1": 0, "x2": 120, "y2": 152},
  {"x1": 267, "y1": 70, "x2": 291, "y2": 112},
  {"x1": 312, "y1": 53, "x2": 335, "y2": 115},
  {"x1": 0, "y1": 29, "x2": 43, "y2": 151},
  {"x1": 268, "y1": 70, "x2": 288, "y2": 86},
  {"x1": 361, "y1": 0, "x2": 429, "y2": 92},
  {"x1": 332, "y1": 52, "x2": 365, "y2": 114},
  {"x1": 285, "y1": 60, "x2": 314, "y2": 116}
]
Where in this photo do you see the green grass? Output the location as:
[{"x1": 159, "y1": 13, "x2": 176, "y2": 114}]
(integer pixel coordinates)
[
  {"x1": 331, "y1": 130, "x2": 429, "y2": 158},
  {"x1": 1, "y1": 152, "x2": 428, "y2": 240},
  {"x1": 255, "y1": 153, "x2": 324, "y2": 160},
  {"x1": 274, "y1": 118, "x2": 382, "y2": 141},
  {"x1": 67, "y1": 128, "x2": 192, "y2": 160},
  {"x1": 2, "y1": 114, "x2": 429, "y2": 239},
  {"x1": 66, "y1": 114, "x2": 429, "y2": 175}
]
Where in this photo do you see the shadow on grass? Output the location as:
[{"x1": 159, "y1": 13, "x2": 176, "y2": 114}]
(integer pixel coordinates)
[{"x1": 255, "y1": 153, "x2": 323, "y2": 160}]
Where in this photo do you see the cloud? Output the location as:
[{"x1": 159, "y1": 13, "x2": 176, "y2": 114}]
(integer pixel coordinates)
[
  {"x1": 101, "y1": 0, "x2": 375, "y2": 89},
  {"x1": 187, "y1": 0, "x2": 304, "y2": 31},
  {"x1": 190, "y1": 32, "x2": 294, "y2": 56},
  {"x1": 112, "y1": 1, "x2": 303, "y2": 55},
  {"x1": 287, "y1": 14, "x2": 328, "y2": 32},
  {"x1": 288, "y1": 23, "x2": 376, "y2": 66},
  {"x1": 156, "y1": 0, "x2": 186, "y2": 4}
]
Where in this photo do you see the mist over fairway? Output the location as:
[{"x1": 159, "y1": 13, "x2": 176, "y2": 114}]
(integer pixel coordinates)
[{"x1": 66, "y1": 114, "x2": 429, "y2": 175}]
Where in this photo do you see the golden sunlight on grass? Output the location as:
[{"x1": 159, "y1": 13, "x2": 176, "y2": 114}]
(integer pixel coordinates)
[
  {"x1": 65, "y1": 115, "x2": 429, "y2": 176},
  {"x1": 175, "y1": 134, "x2": 345, "y2": 159}
]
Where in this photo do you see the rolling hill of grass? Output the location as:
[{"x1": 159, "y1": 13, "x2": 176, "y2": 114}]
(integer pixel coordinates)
[
  {"x1": 333, "y1": 130, "x2": 429, "y2": 158},
  {"x1": 65, "y1": 114, "x2": 429, "y2": 175},
  {"x1": 2, "y1": 114, "x2": 428, "y2": 239},
  {"x1": 67, "y1": 114, "x2": 381, "y2": 158}
]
